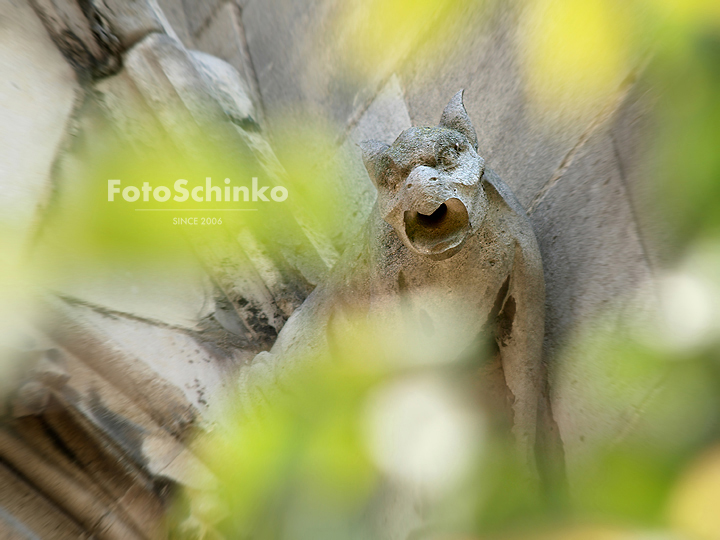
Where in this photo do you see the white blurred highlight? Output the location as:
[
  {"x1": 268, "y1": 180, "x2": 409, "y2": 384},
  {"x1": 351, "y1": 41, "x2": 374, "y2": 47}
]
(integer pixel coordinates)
[
  {"x1": 363, "y1": 374, "x2": 483, "y2": 493},
  {"x1": 657, "y1": 273, "x2": 715, "y2": 350}
]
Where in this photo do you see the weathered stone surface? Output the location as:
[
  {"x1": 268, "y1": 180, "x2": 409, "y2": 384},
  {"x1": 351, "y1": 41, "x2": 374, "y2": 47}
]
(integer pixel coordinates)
[
  {"x1": 28, "y1": 0, "x2": 122, "y2": 77},
  {"x1": 349, "y1": 75, "x2": 413, "y2": 146},
  {"x1": 0, "y1": 350, "x2": 172, "y2": 539},
  {"x1": 0, "y1": 428, "x2": 150, "y2": 539},
  {"x1": 241, "y1": 0, "x2": 381, "y2": 134},
  {"x1": 190, "y1": 49, "x2": 258, "y2": 129},
  {"x1": 181, "y1": 0, "x2": 224, "y2": 37},
  {"x1": 156, "y1": 0, "x2": 194, "y2": 46},
  {"x1": 76, "y1": 303, "x2": 238, "y2": 417},
  {"x1": 193, "y1": 1, "x2": 263, "y2": 121},
  {"x1": 40, "y1": 297, "x2": 202, "y2": 437},
  {"x1": 0, "y1": 0, "x2": 79, "y2": 268},
  {"x1": 28, "y1": 95, "x2": 216, "y2": 330},
  {"x1": 50, "y1": 264, "x2": 216, "y2": 329},
  {"x1": 92, "y1": 34, "x2": 333, "y2": 341},
  {"x1": 129, "y1": 31, "x2": 335, "y2": 273},
  {"x1": 1, "y1": 304, "x2": 223, "y2": 534},
  {"x1": 0, "y1": 0, "x2": 81, "y2": 362},
  {"x1": 315, "y1": 75, "x2": 413, "y2": 251},
  {"x1": 91, "y1": 0, "x2": 165, "y2": 50},
  {"x1": 0, "y1": 463, "x2": 87, "y2": 539},
  {"x1": 94, "y1": 69, "x2": 172, "y2": 153},
  {"x1": 0, "y1": 299, "x2": 229, "y2": 538},
  {"x1": 401, "y1": 3, "x2": 631, "y2": 211},
  {"x1": 239, "y1": 0, "x2": 316, "y2": 127},
  {"x1": 530, "y1": 125, "x2": 653, "y2": 477},
  {"x1": 23, "y1": 323, "x2": 177, "y2": 435},
  {"x1": 143, "y1": 433, "x2": 217, "y2": 489},
  {"x1": 121, "y1": 33, "x2": 246, "y2": 153},
  {"x1": 0, "y1": 299, "x2": 229, "y2": 536},
  {"x1": 302, "y1": 71, "x2": 411, "y2": 253},
  {"x1": 609, "y1": 81, "x2": 666, "y2": 269},
  {"x1": 122, "y1": 33, "x2": 335, "y2": 282},
  {"x1": 187, "y1": 225, "x2": 312, "y2": 349},
  {"x1": 28, "y1": 0, "x2": 195, "y2": 73}
]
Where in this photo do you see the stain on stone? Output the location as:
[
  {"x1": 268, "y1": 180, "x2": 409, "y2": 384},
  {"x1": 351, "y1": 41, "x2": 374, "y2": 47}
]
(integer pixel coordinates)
[
  {"x1": 191, "y1": 378, "x2": 208, "y2": 407},
  {"x1": 397, "y1": 270, "x2": 407, "y2": 293},
  {"x1": 88, "y1": 390, "x2": 147, "y2": 466},
  {"x1": 497, "y1": 295, "x2": 516, "y2": 347},
  {"x1": 32, "y1": 0, "x2": 123, "y2": 82},
  {"x1": 489, "y1": 275, "x2": 511, "y2": 326}
]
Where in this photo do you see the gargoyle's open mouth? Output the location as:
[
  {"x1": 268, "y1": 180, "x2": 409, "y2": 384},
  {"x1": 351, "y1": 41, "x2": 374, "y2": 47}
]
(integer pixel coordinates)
[{"x1": 403, "y1": 198, "x2": 470, "y2": 260}]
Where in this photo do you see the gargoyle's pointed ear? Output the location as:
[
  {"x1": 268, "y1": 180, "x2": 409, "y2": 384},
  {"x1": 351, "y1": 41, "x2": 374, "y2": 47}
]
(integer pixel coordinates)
[
  {"x1": 439, "y1": 89, "x2": 478, "y2": 150},
  {"x1": 359, "y1": 140, "x2": 390, "y2": 187}
]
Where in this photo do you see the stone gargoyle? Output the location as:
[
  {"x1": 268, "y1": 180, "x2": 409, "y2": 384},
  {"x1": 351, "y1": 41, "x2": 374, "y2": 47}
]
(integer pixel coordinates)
[{"x1": 239, "y1": 91, "x2": 545, "y2": 464}]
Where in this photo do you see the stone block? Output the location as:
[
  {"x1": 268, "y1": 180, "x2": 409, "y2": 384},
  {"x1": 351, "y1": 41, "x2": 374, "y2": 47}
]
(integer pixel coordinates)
[
  {"x1": 73, "y1": 302, "x2": 235, "y2": 417},
  {"x1": 44, "y1": 263, "x2": 216, "y2": 330},
  {"x1": 30, "y1": 97, "x2": 216, "y2": 330},
  {"x1": 124, "y1": 35, "x2": 333, "y2": 281},
  {"x1": 0, "y1": 0, "x2": 79, "y2": 279},
  {"x1": 156, "y1": 0, "x2": 194, "y2": 46},
  {"x1": 94, "y1": 68, "x2": 173, "y2": 152},
  {"x1": 348, "y1": 75, "x2": 413, "y2": 146},
  {"x1": 326, "y1": 75, "x2": 413, "y2": 250},
  {"x1": 610, "y1": 82, "x2": 667, "y2": 268},
  {"x1": 121, "y1": 33, "x2": 260, "y2": 159},
  {"x1": 241, "y1": 0, "x2": 382, "y2": 134},
  {"x1": 30, "y1": 0, "x2": 198, "y2": 74},
  {"x1": 94, "y1": 34, "x2": 332, "y2": 326},
  {"x1": 529, "y1": 126, "x2": 654, "y2": 477},
  {"x1": 193, "y1": 1, "x2": 263, "y2": 122},
  {"x1": 39, "y1": 296, "x2": 237, "y2": 431},
  {"x1": 401, "y1": 3, "x2": 631, "y2": 211},
  {"x1": 190, "y1": 49, "x2": 258, "y2": 129},
  {"x1": 182, "y1": 0, "x2": 225, "y2": 37},
  {"x1": 0, "y1": 463, "x2": 87, "y2": 539}
]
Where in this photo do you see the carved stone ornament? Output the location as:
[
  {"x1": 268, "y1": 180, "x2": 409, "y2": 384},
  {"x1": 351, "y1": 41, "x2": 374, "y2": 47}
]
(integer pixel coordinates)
[{"x1": 240, "y1": 90, "x2": 546, "y2": 466}]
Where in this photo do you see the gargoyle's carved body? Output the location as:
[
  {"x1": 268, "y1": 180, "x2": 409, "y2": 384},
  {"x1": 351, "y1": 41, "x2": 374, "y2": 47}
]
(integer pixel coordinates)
[{"x1": 242, "y1": 91, "x2": 545, "y2": 464}]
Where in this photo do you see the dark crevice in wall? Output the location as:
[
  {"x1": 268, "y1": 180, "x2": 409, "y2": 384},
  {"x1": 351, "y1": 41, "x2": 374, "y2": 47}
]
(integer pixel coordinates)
[
  {"x1": 610, "y1": 132, "x2": 656, "y2": 275},
  {"x1": 233, "y1": 2, "x2": 268, "y2": 127}
]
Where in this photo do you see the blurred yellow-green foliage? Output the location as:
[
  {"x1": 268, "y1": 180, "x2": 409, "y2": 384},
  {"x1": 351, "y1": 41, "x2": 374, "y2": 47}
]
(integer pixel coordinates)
[
  {"x1": 176, "y1": 0, "x2": 720, "y2": 539},
  {"x1": 1, "y1": 0, "x2": 720, "y2": 538}
]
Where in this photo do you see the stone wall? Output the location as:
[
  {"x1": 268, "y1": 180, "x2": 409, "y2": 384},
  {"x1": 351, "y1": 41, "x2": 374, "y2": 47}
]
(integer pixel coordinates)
[
  {"x1": 173, "y1": 0, "x2": 656, "y2": 480},
  {"x1": 0, "y1": 0, "x2": 659, "y2": 537}
]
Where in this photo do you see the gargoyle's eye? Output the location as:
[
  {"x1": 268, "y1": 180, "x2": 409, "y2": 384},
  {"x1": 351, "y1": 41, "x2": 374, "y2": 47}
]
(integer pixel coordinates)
[{"x1": 438, "y1": 146, "x2": 459, "y2": 169}]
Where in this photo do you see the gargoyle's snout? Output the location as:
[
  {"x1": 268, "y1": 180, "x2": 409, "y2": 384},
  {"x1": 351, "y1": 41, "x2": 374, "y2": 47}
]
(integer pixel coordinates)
[
  {"x1": 397, "y1": 166, "x2": 472, "y2": 260},
  {"x1": 403, "y1": 197, "x2": 470, "y2": 260}
]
